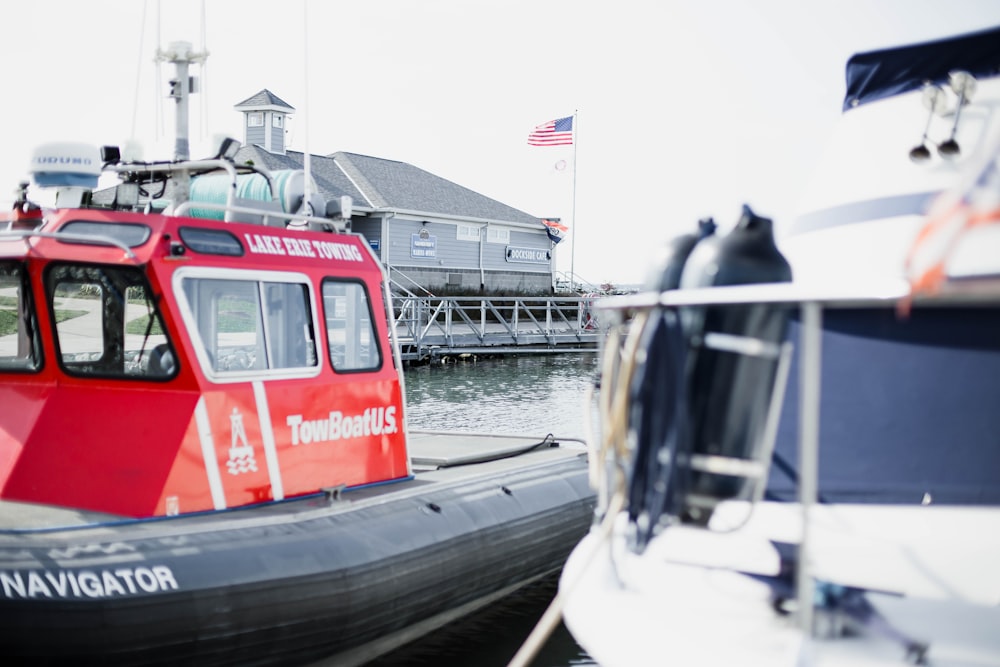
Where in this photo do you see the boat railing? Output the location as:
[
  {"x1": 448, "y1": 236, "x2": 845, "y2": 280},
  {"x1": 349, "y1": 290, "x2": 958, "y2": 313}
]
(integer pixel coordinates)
[
  {"x1": 105, "y1": 158, "x2": 251, "y2": 221},
  {"x1": 104, "y1": 156, "x2": 349, "y2": 233},
  {"x1": 591, "y1": 274, "x2": 1000, "y2": 640},
  {"x1": 172, "y1": 200, "x2": 348, "y2": 232},
  {"x1": 0, "y1": 229, "x2": 138, "y2": 260}
]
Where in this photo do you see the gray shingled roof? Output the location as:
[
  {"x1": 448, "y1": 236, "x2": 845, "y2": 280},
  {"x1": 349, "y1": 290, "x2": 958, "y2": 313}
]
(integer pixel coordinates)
[
  {"x1": 232, "y1": 146, "x2": 539, "y2": 225},
  {"x1": 233, "y1": 89, "x2": 295, "y2": 111},
  {"x1": 233, "y1": 146, "x2": 366, "y2": 208},
  {"x1": 329, "y1": 152, "x2": 539, "y2": 225}
]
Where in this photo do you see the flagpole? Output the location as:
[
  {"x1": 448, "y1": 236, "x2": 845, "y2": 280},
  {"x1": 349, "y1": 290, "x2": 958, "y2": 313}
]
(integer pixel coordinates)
[
  {"x1": 570, "y1": 109, "x2": 578, "y2": 291},
  {"x1": 527, "y1": 113, "x2": 578, "y2": 291}
]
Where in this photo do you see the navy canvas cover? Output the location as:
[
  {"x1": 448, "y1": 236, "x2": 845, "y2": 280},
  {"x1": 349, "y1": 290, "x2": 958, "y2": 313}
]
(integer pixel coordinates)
[
  {"x1": 767, "y1": 307, "x2": 1000, "y2": 505},
  {"x1": 843, "y1": 25, "x2": 1000, "y2": 110}
]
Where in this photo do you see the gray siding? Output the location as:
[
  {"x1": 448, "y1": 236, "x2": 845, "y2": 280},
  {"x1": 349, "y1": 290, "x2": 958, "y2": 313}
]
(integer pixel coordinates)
[
  {"x1": 384, "y1": 220, "x2": 553, "y2": 293},
  {"x1": 246, "y1": 125, "x2": 265, "y2": 148},
  {"x1": 387, "y1": 220, "x2": 480, "y2": 269},
  {"x1": 351, "y1": 218, "x2": 382, "y2": 257},
  {"x1": 268, "y1": 120, "x2": 284, "y2": 153},
  {"x1": 390, "y1": 267, "x2": 552, "y2": 293},
  {"x1": 388, "y1": 221, "x2": 551, "y2": 273},
  {"x1": 482, "y1": 229, "x2": 552, "y2": 274}
]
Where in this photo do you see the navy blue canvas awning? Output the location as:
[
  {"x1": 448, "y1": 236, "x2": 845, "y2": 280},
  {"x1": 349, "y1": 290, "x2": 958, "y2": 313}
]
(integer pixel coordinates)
[{"x1": 843, "y1": 25, "x2": 1000, "y2": 111}]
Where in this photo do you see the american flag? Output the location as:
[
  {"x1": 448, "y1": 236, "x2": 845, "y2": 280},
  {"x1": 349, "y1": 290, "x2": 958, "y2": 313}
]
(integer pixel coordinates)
[{"x1": 527, "y1": 116, "x2": 574, "y2": 146}]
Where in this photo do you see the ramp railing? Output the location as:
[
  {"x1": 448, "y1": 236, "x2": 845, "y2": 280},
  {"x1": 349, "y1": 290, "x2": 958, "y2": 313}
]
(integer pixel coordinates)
[{"x1": 391, "y1": 295, "x2": 602, "y2": 361}]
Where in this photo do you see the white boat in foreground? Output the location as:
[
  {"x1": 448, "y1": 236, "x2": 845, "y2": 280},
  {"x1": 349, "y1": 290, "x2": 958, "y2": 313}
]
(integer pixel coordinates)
[{"x1": 557, "y1": 25, "x2": 1000, "y2": 667}]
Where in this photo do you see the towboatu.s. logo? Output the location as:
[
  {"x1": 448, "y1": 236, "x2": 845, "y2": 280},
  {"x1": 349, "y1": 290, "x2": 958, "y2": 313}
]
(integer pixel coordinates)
[{"x1": 226, "y1": 408, "x2": 258, "y2": 475}]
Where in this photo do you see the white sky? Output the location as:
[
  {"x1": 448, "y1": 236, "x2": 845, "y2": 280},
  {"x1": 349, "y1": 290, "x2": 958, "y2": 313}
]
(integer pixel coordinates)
[{"x1": 3, "y1": 1, "x2": 1000, "y2": 286}]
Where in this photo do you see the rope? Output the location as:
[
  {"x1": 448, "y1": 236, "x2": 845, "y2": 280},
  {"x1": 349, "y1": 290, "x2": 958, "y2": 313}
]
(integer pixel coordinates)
[{"x1": 506, "y1": 490, "x2": 625, "y2": 667}]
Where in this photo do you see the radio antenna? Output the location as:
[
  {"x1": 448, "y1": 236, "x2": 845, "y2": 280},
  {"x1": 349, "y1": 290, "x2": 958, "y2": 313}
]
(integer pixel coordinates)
[
  {"x1": 154, "y1": 0, "x2": 163, "y2": 140},
  {"x1": 301, "y1": 0, "x2": 313, "y2": 215},
  {"x1": 199, "y1": 0, "x2": 210, "y2": 144},
  {"x1": 129, "y1": 0, "x2": 149, "y2": 145}
]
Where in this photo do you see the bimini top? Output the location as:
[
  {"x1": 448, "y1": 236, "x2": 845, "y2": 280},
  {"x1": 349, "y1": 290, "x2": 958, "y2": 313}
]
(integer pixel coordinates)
[{"x1": 843, "y1": 25, "x2": 1000, "y2": 110}]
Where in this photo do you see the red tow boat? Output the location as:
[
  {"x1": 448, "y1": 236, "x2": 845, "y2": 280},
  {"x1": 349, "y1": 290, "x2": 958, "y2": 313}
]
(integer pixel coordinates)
[{"x1": 0, "y1": 48, "x2": 593, "y2": 665}]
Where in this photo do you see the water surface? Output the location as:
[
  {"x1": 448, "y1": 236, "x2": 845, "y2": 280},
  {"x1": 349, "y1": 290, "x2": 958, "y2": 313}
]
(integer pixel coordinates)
[{"x1": 403, "y1": 353, "x2": 598, "y2": 440}]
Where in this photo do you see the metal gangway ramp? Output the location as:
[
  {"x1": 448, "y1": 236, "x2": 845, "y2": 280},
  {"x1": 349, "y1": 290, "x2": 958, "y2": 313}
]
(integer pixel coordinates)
[{"x1": 391, "y1": 295, "x2": 602, "y2": 363}]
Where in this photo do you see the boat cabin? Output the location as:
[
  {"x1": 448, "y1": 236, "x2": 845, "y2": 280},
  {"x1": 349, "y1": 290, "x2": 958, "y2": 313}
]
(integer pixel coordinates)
[{"x1": 0, "y1": 165, "x2": 410, "y2": 519}]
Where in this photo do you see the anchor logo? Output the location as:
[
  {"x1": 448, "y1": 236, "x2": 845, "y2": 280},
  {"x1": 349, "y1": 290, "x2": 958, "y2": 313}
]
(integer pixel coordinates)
[{"x1": 226, "y1": 407, "x2": 258, "y2": 475}]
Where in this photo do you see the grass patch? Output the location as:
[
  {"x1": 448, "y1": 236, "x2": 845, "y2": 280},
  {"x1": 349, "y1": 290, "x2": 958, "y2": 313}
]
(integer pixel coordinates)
[
  {"x1": 0, "y1": 307, "x2": 86, "y2": 336},
  {"x1": 0, "y1": 310, "x2": 15, "y2": 336},
  {"x1": 217, "y1": 295, "x2": 257, "y2": 333},
  {"x1": 217, "y1": 310, "x2": 256, "y2": 333},
  {"x1": 126, "y1": 314, "x2": 164, "y2": 335},
  {"x1": 55, "y1": 309, "x2": 88, "y2": 323}
]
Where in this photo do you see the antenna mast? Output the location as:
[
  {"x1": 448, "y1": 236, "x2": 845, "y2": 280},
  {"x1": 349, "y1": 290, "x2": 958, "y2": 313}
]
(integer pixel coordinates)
[
  {"x1": 157, "y1": 41, "x2": 207, "y2": 161},
  {"x1": 301, "y1": 0, "x2": 312, "y2": 215},
  {"x1": 156, "y1": 41, "x2": 208, "y2": 206}
]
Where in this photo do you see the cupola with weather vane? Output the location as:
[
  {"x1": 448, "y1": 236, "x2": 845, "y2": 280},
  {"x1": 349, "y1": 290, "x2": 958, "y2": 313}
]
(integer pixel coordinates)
[{"x1": 234, "y1": 89, "x2": 295, "y2": 155}]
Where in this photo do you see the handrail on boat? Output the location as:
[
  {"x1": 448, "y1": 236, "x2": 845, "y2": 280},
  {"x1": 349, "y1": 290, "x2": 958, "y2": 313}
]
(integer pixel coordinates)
[
  {"x1": 172, "y1": 200, "x2": 349, "y2": 233},
  {"x1": 597, "y1": 275, "x2": 1000, "y2": 313},
  {"x1": 106, "y1": 158, "x2": 250, "y2": 223},
  {"x1": 107, "y1": 158, "x2": 349, "y2": 233},
  {"x1": 589, "y1": 273, "x2": 1000, "y2": 644},
  {"x1": 0, "y1": 229, "x2": 137, "y2": 260}
]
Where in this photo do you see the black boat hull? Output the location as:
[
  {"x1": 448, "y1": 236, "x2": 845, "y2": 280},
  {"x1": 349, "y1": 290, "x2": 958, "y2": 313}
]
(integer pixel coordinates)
[{"x1": 0, "y1": 448, "x2": 593, "y2": 666}]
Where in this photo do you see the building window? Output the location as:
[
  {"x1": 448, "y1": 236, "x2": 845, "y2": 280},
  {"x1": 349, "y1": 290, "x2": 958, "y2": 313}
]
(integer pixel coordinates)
[
  {"x1": 487, "y1": 227, "x2": 510, "y2": 244},
  {"x1": 456, "y1": 225, "x2": 480, "y2": 242},
  {"x1": 177, "y1": 271, "x2": 318, "y2": 378},
  {"x1": 322, "y1": 279, "x2": 381, "y2": 372},
  {"x1": 272, "y1": 114, "x2": 283, "y2": 128},
  {"x1": 247, "y1": 112, "x2": 264, "y2": 127}
]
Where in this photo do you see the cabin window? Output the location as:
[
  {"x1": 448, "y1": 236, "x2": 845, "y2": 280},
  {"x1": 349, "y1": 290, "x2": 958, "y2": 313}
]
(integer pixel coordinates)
[
  {"x1": 272, "y1": 114, "x2": 283, "y2": 128},
  {"x1": 321, "y1": 279, "x2": 381, "y2": 372},
  {"x1": 247, "y1": 112, "x2": 264, "y2": 127},
  {"x1": 0, "y1": 262, "x2": 42, "y2": 372},
  {"x1": 60, "y1": 220, "x2": 151, "y2": 247},
  {"x1": 45, "y1": 264, "x2": 177, "y2": 379},
  {"x1": 179, "y1": 227, "x2": 245, "y2": 256},
  {"x1": 178, "y1": 272, "x2": 318, "y2": 378}
]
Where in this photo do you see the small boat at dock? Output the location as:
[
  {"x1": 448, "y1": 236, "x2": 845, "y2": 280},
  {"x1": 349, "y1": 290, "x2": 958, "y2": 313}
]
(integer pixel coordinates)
[{"x1": 0, "y1": 42, "x2": 594, "y2": 666}]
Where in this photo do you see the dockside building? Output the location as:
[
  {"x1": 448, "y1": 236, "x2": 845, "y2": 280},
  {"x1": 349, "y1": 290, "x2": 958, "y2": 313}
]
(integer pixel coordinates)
[{"x1": 234, "y1": 90, "x2": 557, "y2": 295}]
